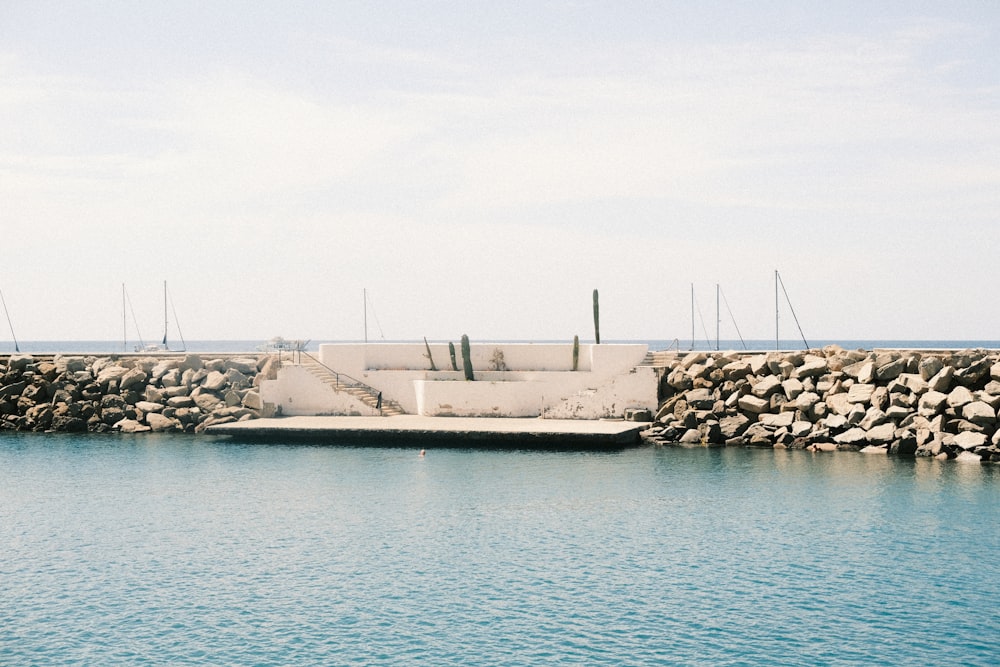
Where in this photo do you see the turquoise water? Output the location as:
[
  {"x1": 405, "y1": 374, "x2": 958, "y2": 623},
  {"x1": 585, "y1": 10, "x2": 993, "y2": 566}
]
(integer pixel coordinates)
[{"x1": 1, "y1": 434, "x2": 997, "y2": 666}]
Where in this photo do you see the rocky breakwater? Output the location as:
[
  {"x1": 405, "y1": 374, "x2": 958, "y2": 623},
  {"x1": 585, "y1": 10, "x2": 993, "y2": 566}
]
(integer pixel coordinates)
[
  {"x1": 0, "y1": 353, "x2": 278, "y2": 434},
  {"x1": 642, "y1": 347, "x2": 1000, "y2": 463}
]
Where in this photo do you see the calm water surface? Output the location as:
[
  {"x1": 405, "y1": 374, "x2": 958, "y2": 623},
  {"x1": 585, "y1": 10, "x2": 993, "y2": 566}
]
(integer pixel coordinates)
[{"x1": 1, "y1": 433, "x2": 997, "y2": 666}]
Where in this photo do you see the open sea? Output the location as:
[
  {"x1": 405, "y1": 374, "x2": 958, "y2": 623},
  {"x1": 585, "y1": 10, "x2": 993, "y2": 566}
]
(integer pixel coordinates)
[
  {"x1": 2, "y1": 338, "x2": 1000, "y2": 355},
  {"x1": 1, "y1": 432, "x2": 997, "y2": 666}
]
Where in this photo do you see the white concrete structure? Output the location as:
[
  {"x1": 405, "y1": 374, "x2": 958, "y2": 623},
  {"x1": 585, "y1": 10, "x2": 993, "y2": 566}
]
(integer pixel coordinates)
[{"x1": 261, "y1": 342, "x2": 657, "y2": 419}]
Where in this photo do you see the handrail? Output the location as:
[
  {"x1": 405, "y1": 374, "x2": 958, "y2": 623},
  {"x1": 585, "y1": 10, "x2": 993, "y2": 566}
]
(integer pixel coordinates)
[{"x1": 299, "y1": 351, "x2": 383, "y2": 401}]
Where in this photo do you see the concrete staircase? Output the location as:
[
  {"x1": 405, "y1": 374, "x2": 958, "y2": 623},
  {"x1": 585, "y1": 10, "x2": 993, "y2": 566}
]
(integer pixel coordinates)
[
  {"x1": 300, "y1": 356, "x2": 406, "y2": 416},
  {"x1": 639, "y1": 350, "x2": 677, "y2": 368}
]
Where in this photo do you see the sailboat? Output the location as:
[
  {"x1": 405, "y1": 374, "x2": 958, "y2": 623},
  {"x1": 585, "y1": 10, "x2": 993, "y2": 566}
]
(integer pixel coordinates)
[{"x1": 124, "y1": 281, "x2": 186, "y2": 353}]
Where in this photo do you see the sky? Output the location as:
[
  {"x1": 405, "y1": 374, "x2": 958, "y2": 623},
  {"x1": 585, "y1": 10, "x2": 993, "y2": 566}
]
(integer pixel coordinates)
[{"x1": 1, "y1": 1, "x2": 998, "y2": 345}]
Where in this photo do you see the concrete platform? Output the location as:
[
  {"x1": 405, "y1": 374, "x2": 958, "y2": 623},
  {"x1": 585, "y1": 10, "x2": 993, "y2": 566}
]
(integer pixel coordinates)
[{"x1": 206, "y1": 415, "x2": 651, "y2": 448}]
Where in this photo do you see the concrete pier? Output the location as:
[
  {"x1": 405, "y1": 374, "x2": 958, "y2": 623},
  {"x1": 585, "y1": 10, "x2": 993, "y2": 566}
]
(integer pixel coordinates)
[{"x1": 206, "y1": 415, "x2": 650, "y2": 447}]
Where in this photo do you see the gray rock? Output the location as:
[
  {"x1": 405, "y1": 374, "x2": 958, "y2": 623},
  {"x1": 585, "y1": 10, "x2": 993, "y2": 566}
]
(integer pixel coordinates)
[
  {"x1": 226, "y1": 358, "x2": 259, "y2": 375},
  {"x1": 678, "y1": 428, "x2": 703, "y2": 445},
  {"x1": 202, "y1": 370, "x2": 228, "y2": 392},
  {"x1": 242, "y1": 391, "x2": 263, "y2": 411},
  {"x1": 846, "y1": 403, "x2": 867, "y2": 425},
  {"x1": 927, "y1": 366, "x2": 954, "y2": 393},
  {"x1": 946, "y1": 386, "x2": 975, "y2": 410},
  {"x1": 135, "y1": 401, "x2": 164, "y2": 413},
  {"x1": 866, "y1": 423, "x2": 896, "y2": 445},
  {"x1": 96, "y1": 365, "x2": 129, "y2": 385},
  {"x1": 115, "y1": 418, "x2": 151, "y2": 433},
  {"x1": 823, "y1": 414, "x2": 849, "y2": 430},
  {"x1": 119, "y1": 368, "x2": 148, "y2": 391},
  {"x1": 825, "y1": 393, "x2": 853, "y2": 416},
  {"x1": 193, "y1": 393, "x2": 222, "y2": 411},
  {"x1": 146, "y1": 413, "x2": 179, "y2": 432},
  {"x1": 898, "y1": 374, "x2": 928, "y2": 395},
  {"x1": 918, "y1": 391, "x2": 948, "y2": 417},
  {"x1": 847, "y1": 384, "x2": 875, "y2": 404},
  {"x1": 751, "y1": 375, "x2": 782, "y2": 398},
  {"x1": 791, "y1": 421, "x2": 814, "y2": 437},
  {"x1": 178, "y1": 354, "x2": 204, "y2": 372},
  {"x1": 859, "y1": 407, "x2": 889, "y2": 431},
  {"x1": 737, "y1": 395, "x2": 769, "y2": 414},
  {"x1": 953, "y1": 431, "x2": 987, "y2": 450},
  {"x1": 793, "y1": 359, "x2": 828, "y2": 379},
  {"x1": 166, "y1": 396, "x2": 196, "y2": 408},
  {"x1": 795, "y1": 391, "x2": 821, "y2": 411},
  {"x1": 782, "y1": 378, "x2": 804, "y2": 401},
  {"x1": 760, "y1": 412, "x2": 794, "y2": 428},
  {"x1": 684, "y1": 388, "x2": 715, "y2": 410},
  {"x1": 919, "y1": 356, "x2": 944, "y2": 381},
  {"x1": 962, "y1": 401, "x2": 996, "y2": 426},
  {"x1": 722, "y1": 360, "x2": 752, "y2": 380},
  {"x1": 834, "y1": 427, "x2": 868, "y2": 445},
  {"x1": 876, "y1": 358, "x2": 907, "y2": 381}
]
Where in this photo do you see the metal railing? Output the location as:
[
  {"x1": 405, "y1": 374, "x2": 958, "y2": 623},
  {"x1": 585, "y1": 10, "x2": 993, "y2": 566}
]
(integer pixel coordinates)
[{"x1": 298, "y1": 351, "x2": 384, "y2": 404}]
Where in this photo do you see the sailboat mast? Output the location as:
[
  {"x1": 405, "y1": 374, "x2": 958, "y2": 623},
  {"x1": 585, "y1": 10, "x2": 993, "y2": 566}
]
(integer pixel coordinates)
[
  {"x1": 123, "y1": 284, "x2": 127, "y2": 351},
  {"x1": 364, "y1": 288, "x2": 368, "y2": 343},
  {"x1": 162, "y1": 280, "x2": 168, "y2": 347},
  {"x1": 0, "y1": 288, "x2": 19, "y2": 353},
  {"x1": 775, "y1": 270, "x2": 779, "y2": 350},
  {"x1": 690, "y1": 283, "x2": 695, "y2": 350},
  {"x1": 716, "y1": 283, "x2": 720, "y2": 351}
]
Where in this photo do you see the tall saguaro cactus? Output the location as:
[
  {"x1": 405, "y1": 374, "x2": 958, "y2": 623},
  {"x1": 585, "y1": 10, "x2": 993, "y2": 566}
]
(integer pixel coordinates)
[
  {"x1": 593, "y1": 289, "x2": 601, "y2": 344},
  {"x1": 461, "y1": 334, "x2": 474, "y2": 381}
]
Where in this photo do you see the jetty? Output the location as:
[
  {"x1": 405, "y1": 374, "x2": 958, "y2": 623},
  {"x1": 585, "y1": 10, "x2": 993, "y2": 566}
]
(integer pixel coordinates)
[{"x1": 205, "y1": 415, "x2": 648, "y2": 447}]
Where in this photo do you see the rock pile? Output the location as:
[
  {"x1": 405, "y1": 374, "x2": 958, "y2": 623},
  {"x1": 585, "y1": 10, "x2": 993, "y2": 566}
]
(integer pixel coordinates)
[
  {"x1": 642, "y1": 347, "x2": 1000, "y2": 463},
  {"x1": 0, "y1": 353, "x2": 278, "y2": 434}
]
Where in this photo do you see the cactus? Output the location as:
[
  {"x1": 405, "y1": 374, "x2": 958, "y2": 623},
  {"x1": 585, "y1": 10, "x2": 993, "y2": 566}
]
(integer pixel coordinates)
[
  {"x1": 448, "y1": 341, "x2": 458, "y2": 371},
  {"x1": 461, "y1": 334, "x2": 474, "y2": 381},
  {"x1": 423, "y1": 337, "x2": 437, "y2": 371},
  {"x1": 593, "y1": 289, "x2": 600, "y2": 344},
  {"x1": 572, "y1": 335, "x2": 579, "y2": 371}
]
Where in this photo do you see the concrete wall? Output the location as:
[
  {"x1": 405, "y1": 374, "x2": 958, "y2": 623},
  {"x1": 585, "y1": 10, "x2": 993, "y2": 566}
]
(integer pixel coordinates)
[
  {"x1": 274, "y1": 342, "x2": 656, "y2": 419},
  {"x1": 262, "y1": 364, "x2": 375, "y2": 417}
]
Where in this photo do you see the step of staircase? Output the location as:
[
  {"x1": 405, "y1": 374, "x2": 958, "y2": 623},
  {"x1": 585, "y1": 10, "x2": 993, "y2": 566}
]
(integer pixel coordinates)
[
  {"x1": 299, "y1": 358, "x2": 406, "y2": 416},
  {"x1": 639, "y1": 351, "x2": 677, "y2": 367}
]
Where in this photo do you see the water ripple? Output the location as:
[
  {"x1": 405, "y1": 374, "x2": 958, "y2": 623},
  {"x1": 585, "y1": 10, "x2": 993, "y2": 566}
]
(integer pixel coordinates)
[{"x1": 1, "y1": 435, "x2": 997, "y2": 665}]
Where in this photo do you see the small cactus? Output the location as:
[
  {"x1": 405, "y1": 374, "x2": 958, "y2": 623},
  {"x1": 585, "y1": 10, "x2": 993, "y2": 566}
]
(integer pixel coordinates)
[
  {"x1": 572, "y1": 335, "x2": 579, "y2": 371},
  {"x1": 461, "y1": 334, "x2": 474, "y2": 381},
  {"x1": 448, "y1": 341, "x2": 458, "y2": 371},
  {"x1": 593, "y1": 289, "x2": 600, "y2": 344},
  {"x1": 423, "y1": 337, "x2": 437, "y2": 371}
]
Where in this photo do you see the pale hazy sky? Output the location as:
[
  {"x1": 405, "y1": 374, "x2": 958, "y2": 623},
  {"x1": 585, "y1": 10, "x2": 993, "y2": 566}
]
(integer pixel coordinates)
[{"x1": 2, "y1": 1, "x2": 998, "y2": 344}]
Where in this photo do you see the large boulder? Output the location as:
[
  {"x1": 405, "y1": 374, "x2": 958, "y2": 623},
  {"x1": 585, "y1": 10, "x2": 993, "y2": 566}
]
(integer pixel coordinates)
[
  {"x1": 146, "y1": 412, "x2": 179, "y2": 432},
  {"x1": 920, "y1": 356, "x2": 944, "y2": 381},
  {"x1": 954, "y1": 431, "x2": 987, "y2": 450},
  {"x1": 946, "y1": 386, "x2": 975, "y2": 410},
  {"x1": 918, "y1": 391, "x2": 948, "y2": 417},
  {"x1": 201, "y1": 371, "x2": 228, "y2": 392},
  {"x1": 876, "y1": 358, "x2": 907, "y2": 381},
  {"x1": 846, "y1": 384, "x2": 875, "y2": 404},
  {"x1": 866, "y1": 423, "x2": 896, "y2": 445},
  {"x1": 962, "y1": 401, "x2": 996, "y2": 427},
  {"x1": 737, "y1": 394, "x2": 769, "y2": 414}
]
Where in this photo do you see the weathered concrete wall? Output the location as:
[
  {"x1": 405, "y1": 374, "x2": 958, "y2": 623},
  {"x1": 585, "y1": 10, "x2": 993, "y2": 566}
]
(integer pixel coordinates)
[
  {"x1": 0, "y1": 353, "x2": 274, "y2": 433},
  {"x1": 307, "y1": 342, "x2": 656, "y2": 418},
  {"x1": 643, "y1": 346, "x2": 1000, "y2": 463},
  {"x1": 262, "y1": 365, "x2": 376, "y2": 417}
]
